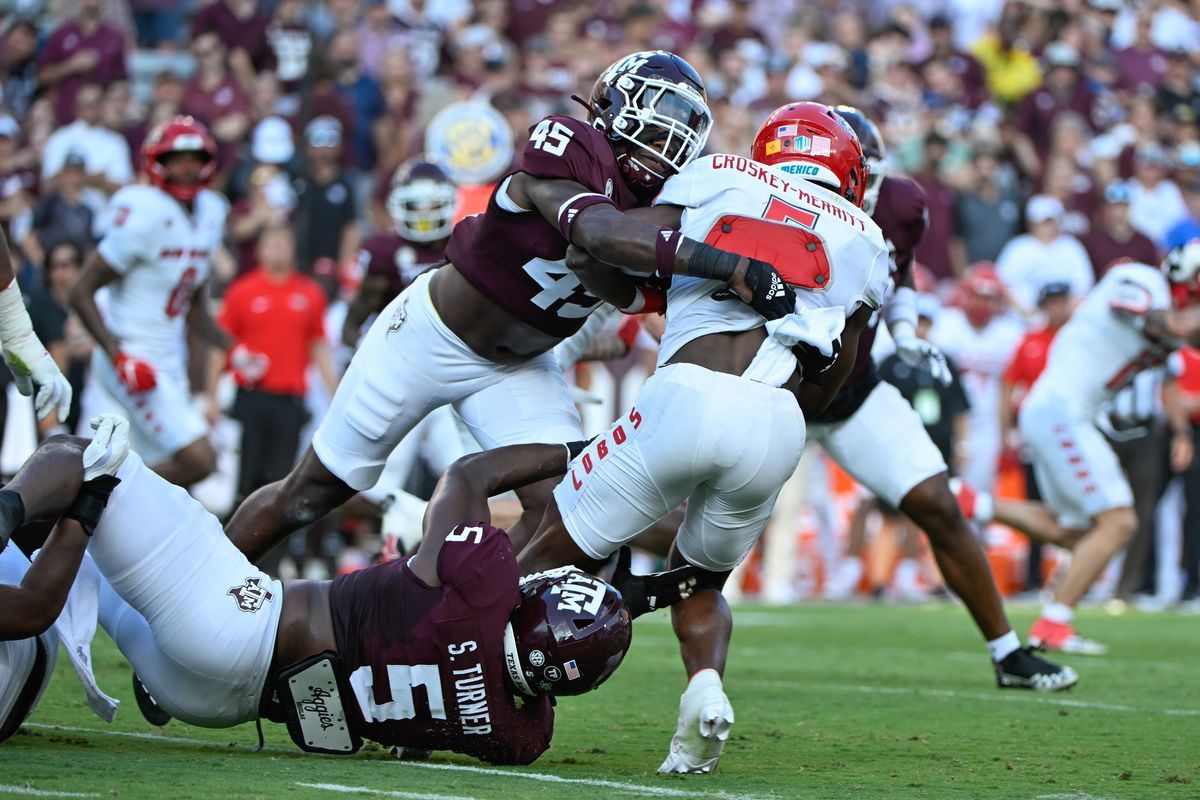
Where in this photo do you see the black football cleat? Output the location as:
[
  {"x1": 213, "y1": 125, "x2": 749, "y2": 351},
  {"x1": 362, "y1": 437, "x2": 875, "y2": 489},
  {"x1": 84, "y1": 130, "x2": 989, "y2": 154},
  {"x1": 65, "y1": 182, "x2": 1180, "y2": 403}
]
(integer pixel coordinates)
[
  {"x1": 994, "y1": 646, "x2": 1079, "y2": 692},
  {"x1": 133, "y1": 674, "x2": 172, "y2": 726}
]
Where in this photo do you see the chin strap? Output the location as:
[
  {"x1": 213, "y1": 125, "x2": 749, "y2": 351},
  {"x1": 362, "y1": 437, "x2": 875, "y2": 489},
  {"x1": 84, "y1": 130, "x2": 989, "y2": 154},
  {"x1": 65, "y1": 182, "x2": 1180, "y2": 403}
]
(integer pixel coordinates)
[{"x1": 503, "y1": 622, "x2": 535, "y2": 697}]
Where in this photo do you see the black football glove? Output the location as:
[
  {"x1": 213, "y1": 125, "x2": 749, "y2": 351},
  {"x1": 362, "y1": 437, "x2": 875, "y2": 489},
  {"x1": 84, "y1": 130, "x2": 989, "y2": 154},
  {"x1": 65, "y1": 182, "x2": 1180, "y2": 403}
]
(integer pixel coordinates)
[
  {"x1": 741, "y1": 258, "x2": 796, "y2": 321},
  {"x1": 794, "y1": 337, "x2": 842, "y2": 384},
  {"x1": 610, "y1": 545, "x2": 706, "y2": 619}
]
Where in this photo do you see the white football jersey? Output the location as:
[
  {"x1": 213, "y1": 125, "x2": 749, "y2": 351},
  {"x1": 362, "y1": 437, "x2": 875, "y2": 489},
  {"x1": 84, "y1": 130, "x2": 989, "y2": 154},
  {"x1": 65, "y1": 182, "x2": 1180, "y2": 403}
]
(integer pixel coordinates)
[
  {"x1": 96, "y1": 185, "x2": 228, "y2": 374},
  {"x1": 654, "y1": 154, "x2": 890, "y2": 365},
  {"x1": 1027, "y1": 262, "x2": 1173, "y2": 419}
]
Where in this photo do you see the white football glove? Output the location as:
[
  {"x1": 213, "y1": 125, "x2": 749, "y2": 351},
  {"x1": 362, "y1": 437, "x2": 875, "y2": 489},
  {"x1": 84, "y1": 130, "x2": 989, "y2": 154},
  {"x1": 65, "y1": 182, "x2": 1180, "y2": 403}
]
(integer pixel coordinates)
[
  {"x1": 82, "y1": 414, "x2": 130, "y2": 481},
  {"x1": 6, "y1": 345, "x2": 73, "y2": 422},
  {"x1": 894, "y1": 333, "x2": 953, "y2": 386}
]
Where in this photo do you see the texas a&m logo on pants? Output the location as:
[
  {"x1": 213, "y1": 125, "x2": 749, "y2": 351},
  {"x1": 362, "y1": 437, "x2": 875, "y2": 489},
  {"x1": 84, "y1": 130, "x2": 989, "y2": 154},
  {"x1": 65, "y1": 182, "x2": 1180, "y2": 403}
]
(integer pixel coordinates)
[{"x1": 228, "y1": 577, "x2": 274, "y2": 613}]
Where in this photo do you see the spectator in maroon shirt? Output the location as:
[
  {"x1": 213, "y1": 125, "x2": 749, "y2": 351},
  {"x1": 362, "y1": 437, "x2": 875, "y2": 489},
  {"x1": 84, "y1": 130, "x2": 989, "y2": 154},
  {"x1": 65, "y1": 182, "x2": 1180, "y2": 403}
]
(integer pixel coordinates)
[
  {"x1": 1014, "y1": 42, "x2": 1097, "y2": 160},
  {"x1": 709, "y1": 0, "x2": 766, "y2": 55},
  {"x1": 1078, "y1": 181, "x2": 1160, "y2": 276},
  {"x1": 266, "y1": 0, "x2": 314, "y2": 108},
  {"x1": 182, "y1": 32, "x2": 251, "y2": 171},
  {"x1": 913, "y1": 132, "x2": 958, "y2": 282},
  {"x1": 925, "y1": 14, "x2": 988, "y2": 108},
  {"x1": 1116, "y1": 13, "x2": 1169, "y2": 94},
  {"x1": 191, "y1": 0, "x2": 274, "y2": 92},
  {"x1": 37, "y1": 0, "x2": 128, "y2": 126}
]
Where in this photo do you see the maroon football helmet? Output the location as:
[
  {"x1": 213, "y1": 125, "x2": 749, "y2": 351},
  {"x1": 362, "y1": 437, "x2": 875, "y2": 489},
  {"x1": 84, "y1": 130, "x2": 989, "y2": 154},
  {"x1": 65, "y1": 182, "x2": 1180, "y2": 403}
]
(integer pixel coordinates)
[
  {"x1": 504, "y1": 567, "x2": 632, "y2": 697},
  {"x1": 587, "y1": 51, "x2": 712, "y2": 193},
  {"x1": 832, "y1": 105, "x2": 886, "y2": 214},
  {"x1": 386, "y1": 156, "x2": 458, "y2": 242}
]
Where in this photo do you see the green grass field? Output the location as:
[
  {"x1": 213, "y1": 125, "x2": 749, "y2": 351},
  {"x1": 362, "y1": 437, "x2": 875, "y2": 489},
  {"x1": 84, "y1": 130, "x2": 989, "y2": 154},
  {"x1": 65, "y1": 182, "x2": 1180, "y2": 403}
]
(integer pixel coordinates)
[{"x1": 3, "y1": 602, "x2": 1198, "y2": 800}]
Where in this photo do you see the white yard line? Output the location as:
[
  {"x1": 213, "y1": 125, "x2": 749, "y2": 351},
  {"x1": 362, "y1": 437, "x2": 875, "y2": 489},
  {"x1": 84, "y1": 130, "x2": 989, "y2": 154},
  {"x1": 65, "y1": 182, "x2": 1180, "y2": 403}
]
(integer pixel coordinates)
[
  {"x1": 0, "y1": 787, "x2": 99, "y2": 799},
  {"x1": 389, "y1": 762, "x2": 777, "y2": 800},
  {"x1": 21, "y1": 724, "x2": 776, "y2": 800},
  {"x1": 296, "y1": 782, "x2": 479, "y2": 800},
  {"x1": 747, "y1": 679, "x2": 1200, "y2": 717},
  {"x1": 22, "y1": 722, "x2": 286, "y2": 751}
]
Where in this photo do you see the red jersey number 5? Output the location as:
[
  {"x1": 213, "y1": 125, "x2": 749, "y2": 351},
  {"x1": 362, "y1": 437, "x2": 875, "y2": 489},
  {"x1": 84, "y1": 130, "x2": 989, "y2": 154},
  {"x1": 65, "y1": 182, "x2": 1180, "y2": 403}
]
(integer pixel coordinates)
[{"x1": 703, "y1": 196, "x2": 831, "y2": 290}]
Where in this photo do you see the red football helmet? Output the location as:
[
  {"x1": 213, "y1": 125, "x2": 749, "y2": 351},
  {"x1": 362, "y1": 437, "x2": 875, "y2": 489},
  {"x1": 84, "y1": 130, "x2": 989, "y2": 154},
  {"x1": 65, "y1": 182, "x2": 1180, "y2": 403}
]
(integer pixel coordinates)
[
  {"x1": 504, "y1": 566, "x2": 632, "y2": 697},
  {"x1": 752, "y1": 102, "x2": 868, "y2": 207},
  {"x1": 957, "y1": 262, "x2": 1006, "y2": 328},
  {"x1": 142, "y1": 116, "x2": 217, "y2": 203}
]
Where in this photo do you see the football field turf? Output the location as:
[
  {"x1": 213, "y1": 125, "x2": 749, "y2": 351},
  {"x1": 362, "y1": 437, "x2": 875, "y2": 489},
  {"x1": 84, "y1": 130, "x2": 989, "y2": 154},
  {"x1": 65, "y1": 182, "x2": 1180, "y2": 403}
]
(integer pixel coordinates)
[{"x1": 4, "y1": 602, "x2": 1198, "y2": 800}]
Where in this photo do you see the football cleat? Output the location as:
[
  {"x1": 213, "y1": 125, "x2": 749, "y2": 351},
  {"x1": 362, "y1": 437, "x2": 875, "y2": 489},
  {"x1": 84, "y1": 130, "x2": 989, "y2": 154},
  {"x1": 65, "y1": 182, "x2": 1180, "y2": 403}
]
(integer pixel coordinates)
[
  {"x1": 390, "y1": 746, "x2": 433, "y2": 760},
  {"x1": 1028, "y1": 617, "x2": 1108, "y2": 655},
  {"x1": 658, "y1": 670, "x2": 734, "y2": 775},
  {"x1": 994, "y1": 646, "x2": 1079, "y2": 692},
  {"x1": 132, "y1": 674, "x2": 172, "y2": 726}
]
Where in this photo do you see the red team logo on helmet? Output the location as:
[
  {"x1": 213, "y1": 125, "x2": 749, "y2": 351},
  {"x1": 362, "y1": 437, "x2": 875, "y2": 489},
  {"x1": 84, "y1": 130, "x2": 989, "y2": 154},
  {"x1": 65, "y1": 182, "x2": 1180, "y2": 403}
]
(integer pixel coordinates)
[
  {"x1": 141, "y1": 115, "x2": 218, "y2": 203},
  {"x1": 751, "y1": 102, "x2": 868, "y2": 207},
  {"x1": 504, "y1": 566, "x2": 632, "y2": 697}
]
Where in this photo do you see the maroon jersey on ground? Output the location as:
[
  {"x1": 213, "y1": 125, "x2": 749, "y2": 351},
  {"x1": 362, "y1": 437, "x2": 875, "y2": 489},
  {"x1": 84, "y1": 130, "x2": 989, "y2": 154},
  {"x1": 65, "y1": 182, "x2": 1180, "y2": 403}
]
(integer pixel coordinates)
[
  {"x1": 358, "y1": 232, "x2": 445, "y2": 304},
  {"x1": 329, "y1": 523, "x2": 553, "y2": 765},
  {"x1": 446, "y1": 115, "x2": 642, "y2": 338},
  {"x1": 815, "y1": 176, "x2": 928, "y2": 424}
]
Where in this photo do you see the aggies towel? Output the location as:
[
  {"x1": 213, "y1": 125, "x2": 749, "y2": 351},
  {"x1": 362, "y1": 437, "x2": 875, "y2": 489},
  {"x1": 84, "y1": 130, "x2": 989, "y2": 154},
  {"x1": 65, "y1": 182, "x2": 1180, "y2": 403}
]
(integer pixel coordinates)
[{"x1": 742, "y1": 305, "x2": 846, "y2": 387}]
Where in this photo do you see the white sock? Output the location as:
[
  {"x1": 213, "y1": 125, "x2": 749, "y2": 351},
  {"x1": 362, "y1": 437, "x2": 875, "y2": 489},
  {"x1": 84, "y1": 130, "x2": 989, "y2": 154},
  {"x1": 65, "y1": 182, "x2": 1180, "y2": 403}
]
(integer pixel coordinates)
[
  {"x1": 974, "y1": 491, "x2": 994, "y2": 524},
  {"x1": 1042, "y1": 601, "x2": 1074, "y2": 624},
  {"x1": 986, "y1": 630, "x2": 1021, "y2": 662}
]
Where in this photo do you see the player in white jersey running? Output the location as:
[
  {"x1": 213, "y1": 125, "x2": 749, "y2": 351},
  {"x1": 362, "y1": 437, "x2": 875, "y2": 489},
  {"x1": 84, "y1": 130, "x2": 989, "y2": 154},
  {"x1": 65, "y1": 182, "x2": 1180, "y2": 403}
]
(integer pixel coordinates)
[
  {"x1": 519, "y1": 102, "x2": 890, "y2": 774},
  {"x1": 957, "y1": 243, "x2": 1200, "y2": 653},
  {"x1": 70, "y1": 117, "x2": 266, "y2": 487}
]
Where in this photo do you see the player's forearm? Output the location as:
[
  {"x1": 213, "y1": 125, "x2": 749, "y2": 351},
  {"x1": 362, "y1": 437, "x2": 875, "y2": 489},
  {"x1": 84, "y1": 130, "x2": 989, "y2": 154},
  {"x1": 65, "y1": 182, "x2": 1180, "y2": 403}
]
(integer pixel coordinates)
[
  {"x1": 564, "y1": 245, "x2": 638, "y2": 309},
  {"x1": 70, "y1": 259, "x2": 121, "y2": 358},
  {"x1": 0, "y1": 226, "x2": 16, "y2": 287},
  {"x1": 0, "y1": 520, "x2": 89, "y2": 640},
  {"x1": 188, "y1": 306, "x2": 234, "y2": 351},
  {"x1": 311, "y1": 339, "x2": 338, "y2": 394}
]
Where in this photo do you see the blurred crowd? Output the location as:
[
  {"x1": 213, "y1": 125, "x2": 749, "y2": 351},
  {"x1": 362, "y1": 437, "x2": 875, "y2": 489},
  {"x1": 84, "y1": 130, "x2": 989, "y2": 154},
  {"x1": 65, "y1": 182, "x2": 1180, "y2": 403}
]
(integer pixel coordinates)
[{"x1": 1, "y1": 0, "x2": 1200, "y2": 604}]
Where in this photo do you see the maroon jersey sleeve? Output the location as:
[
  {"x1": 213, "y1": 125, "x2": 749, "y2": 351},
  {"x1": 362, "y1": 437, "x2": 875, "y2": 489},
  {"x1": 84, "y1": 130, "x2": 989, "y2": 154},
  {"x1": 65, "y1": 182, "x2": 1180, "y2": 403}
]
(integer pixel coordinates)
[
  {"x1": 874, "y1": 176, "x2": 929, "y2": 281},
  {"x1": 444, "y1": 116, "x2": 641, "y2": 338}
]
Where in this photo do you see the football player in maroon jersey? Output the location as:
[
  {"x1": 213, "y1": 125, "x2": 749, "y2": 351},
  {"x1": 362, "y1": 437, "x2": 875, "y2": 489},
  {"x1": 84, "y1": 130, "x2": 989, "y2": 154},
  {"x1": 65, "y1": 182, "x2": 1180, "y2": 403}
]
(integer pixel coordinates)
[
  {"x1": 802, "y1": 107, "x2": 1076, "y2": 692},
  {"x1": 226, "y1": 50, "x2": 797, "y2": 564},
  {"x1": 342, "y1": 157, "x2": 457, "y2": 348},
  {"x1": 0, "y1": 425, "x2": 637, "y2": 764}
]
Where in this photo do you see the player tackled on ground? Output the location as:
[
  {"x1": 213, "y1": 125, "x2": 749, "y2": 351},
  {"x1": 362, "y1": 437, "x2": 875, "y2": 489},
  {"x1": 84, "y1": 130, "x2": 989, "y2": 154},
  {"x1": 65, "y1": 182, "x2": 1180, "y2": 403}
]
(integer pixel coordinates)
[{"x1": 0, "y1": 420, "x2": 634, "y2": 764}]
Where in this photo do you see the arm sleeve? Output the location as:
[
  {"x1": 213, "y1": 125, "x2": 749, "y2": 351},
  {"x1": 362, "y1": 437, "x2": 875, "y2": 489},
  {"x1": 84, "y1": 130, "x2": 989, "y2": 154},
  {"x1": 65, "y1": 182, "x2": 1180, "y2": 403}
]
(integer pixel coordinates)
[
  {"x1": 890, "y1": 179, "x2": 929, "y2": 280},
  {"x1": 96, "y1": 191, "x2": 155, "y2": 274}
]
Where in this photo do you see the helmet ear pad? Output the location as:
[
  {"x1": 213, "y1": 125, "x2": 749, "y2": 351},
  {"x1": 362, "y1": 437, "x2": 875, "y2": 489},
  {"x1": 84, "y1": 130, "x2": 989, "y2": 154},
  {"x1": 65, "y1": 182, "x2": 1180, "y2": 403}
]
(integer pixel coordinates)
[{"x1": 505, "y1": 567, "x2": 632, "y2": 697}]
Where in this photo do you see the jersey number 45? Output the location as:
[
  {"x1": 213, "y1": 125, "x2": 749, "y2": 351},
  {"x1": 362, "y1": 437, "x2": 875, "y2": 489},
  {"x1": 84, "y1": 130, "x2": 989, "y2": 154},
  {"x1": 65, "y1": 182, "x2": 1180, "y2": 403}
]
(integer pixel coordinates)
[{"x1": 704, "y1": 197, "x2": 832, "y2": 290}]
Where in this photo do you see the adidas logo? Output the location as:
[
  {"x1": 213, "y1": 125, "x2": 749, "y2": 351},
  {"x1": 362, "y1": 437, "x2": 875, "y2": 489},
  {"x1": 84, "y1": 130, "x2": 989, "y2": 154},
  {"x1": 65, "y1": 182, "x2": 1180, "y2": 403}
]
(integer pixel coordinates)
[
  {"x1": 566, "y1": 209, "x2": 578, "y2": 224},
  {"x1": 660, "y1": 230, "x2": 673, "y2": 242},
  {"x1": 767, "y1": 274, "x2": 786, "y2": 300}
]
